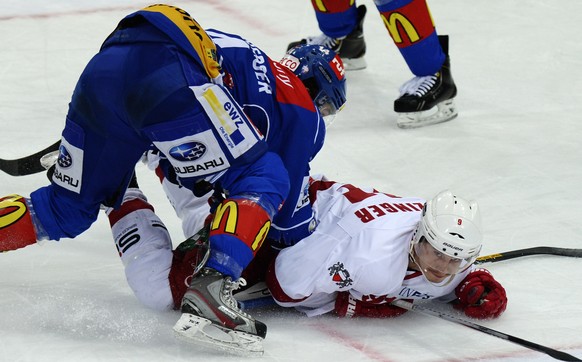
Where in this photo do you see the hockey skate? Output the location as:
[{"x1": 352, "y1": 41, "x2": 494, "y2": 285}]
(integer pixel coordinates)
[
  {"x1": 287, "y1": 5, "x2": 367, "y2": 70},
  {"x1": 173, "y1": 268, "x2": 267, "y2": 357},
  {"x1": 395, "y1": 36, "x2": 458, "y2": 129}
]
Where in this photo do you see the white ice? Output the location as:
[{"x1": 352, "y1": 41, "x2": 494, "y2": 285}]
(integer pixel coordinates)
[{"x1": 1, "y1": 1, "x2": 581, "y2": 361}]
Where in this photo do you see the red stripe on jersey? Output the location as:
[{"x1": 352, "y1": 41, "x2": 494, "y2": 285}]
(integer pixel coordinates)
[
  {"x1": 404, "y1": 270, "x2": 422, "y2": 280},
  {"x1": 269, "y1": 59, "x2": 316, "y2": 112},
  {"x1": 308, "y1": 178, "x2": 337, "y2": 204},
  {"x1": 107, "y1": 198, "x2": 154, "y2": 227},
  {"x1": 342, "y1": 183, "x2": 377, "y2": 203}
]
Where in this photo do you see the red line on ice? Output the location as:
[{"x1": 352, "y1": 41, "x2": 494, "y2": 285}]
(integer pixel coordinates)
[
  {"x1": 311, "y1": 322, "x2": 396, "y2": 362},
  {"x1": 0, "y1": 1, "x2": 284, "y2": 36}
]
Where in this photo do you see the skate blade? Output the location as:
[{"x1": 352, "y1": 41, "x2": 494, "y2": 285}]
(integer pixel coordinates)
[
  {"x1": 397, "y1": 99, "x2": 458, "y2": 129},
  {"x1": 173, "y1": 313, "x2": 264, "y2": 357},
  {"x1": 342, "y1": 56, "x2": 367, "y2": 71}
]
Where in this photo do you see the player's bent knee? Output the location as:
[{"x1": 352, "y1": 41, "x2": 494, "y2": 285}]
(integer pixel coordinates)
[
  {"x1": 125, "y1": 249, "x2": 174, "y2": 311},
  {"x1": 110, "y1": 205, "x2": 175, "y2": 310}
]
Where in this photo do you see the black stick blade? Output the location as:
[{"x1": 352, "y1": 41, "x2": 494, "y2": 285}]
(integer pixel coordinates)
[{"x1": 0, "y1": 141, "x2": 61, "y2": 176}]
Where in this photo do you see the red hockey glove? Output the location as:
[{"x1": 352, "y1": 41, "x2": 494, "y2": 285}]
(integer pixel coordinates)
[
  {"x1": 454, "y1": 269, "x2": 507, "y2": 319},
  {"x1": 334, "y1": 292, "x2": 409, "y2": 318},
  {"x1": 0, "y1": 194, "x2": 38, "y2": 251}
]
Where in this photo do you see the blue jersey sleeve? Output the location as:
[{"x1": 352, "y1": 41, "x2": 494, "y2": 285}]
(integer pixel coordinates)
[
  {"x1": 218, "y1": 151, "x2": 290, "y2": 216},
  {"x1": 208, "y1": 29, "x2": 327, "y2": 246}
]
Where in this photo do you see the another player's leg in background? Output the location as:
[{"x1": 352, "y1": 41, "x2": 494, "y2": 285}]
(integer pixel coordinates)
[
  {"x1": 376, "y1": 0, "x2": 458, "y2": 128},
  {"x1": 288, "y1": 1, "x2": 367, "y2": 70}
]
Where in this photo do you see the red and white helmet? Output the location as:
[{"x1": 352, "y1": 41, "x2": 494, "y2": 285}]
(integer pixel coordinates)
[{"x1": 411, "y1": 190, "x2": 482, "y2": 278}]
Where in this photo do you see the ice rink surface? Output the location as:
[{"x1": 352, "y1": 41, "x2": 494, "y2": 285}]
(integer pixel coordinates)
[{"x1": 1, "y1": 1, "x2": 581, "y2": 361}]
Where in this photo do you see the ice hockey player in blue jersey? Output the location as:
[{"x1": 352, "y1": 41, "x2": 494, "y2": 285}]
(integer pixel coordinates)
[
  {"x1": 0, "y1": 4, "x2": 346, "y2": 356},
  {"x1": 152, "y1": 34, "x2": 347, "y2": 250}
]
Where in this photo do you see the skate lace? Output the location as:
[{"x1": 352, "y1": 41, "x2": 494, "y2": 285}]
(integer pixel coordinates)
[
  {"x1": 223, "y1": 277, "x2": 250, "y2": 316},
  {"x1": 306, "y1": 33, "x2": 340, "y2": 50},
  {"x1": 399, "y1": 74, "x2": 438, "y2": 97}
]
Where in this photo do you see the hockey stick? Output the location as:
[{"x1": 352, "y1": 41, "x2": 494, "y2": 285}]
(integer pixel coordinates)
[
  {"x1": 392, "y1": 300, "x2": 581, "y2": 361},
  {"x1": 475, "y1": 246, "x2": 582, "y2": 265},
  {"x1": 0, "y1": 140, "x2": 60, "y2": 176}
]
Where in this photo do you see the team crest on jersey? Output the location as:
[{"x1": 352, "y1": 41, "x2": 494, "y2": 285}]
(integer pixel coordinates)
[
  {"x1": 169, "y1": 142, "x2": 207, "y2": 162},
  {"x1": 328, "y1": 262, "x2": 353, "y2": 288}
]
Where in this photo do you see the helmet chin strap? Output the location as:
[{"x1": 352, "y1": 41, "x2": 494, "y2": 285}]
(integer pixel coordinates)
[{"x1": 409, "y1": 250, "x2": 455, "y2": 287}]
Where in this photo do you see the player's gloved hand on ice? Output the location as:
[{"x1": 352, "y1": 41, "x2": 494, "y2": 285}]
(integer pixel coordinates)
[
  {"x1": 334, "y1": 292, "x2": 409, "y2": 318},
  {"x1": 454, "y1": 268, "x2": 507, "y2": 319}
]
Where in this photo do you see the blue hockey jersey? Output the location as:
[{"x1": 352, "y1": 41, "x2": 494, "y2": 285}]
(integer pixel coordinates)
[{"x1": 30, "y1": 5, "x2": 324, "y2": 252}]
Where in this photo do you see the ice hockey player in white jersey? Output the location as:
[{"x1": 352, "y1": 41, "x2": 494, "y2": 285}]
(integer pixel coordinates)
[{"x1": 266, "y1": 176, "x2": 507, "y2": 319}]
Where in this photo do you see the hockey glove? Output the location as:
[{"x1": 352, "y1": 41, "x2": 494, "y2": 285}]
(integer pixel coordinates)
[
  {"x1": 335, "y1": 292, "x2": 409, "y2": 318},
  {"x1": 454, "y1": 269, "x2": 507, "y2": 319},
  {"x1": 0, "y1": 194, "x2": 41, "y2": 251}
]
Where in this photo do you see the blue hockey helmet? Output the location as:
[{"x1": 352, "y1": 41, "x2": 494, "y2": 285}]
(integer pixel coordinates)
[{"x1": 281, "y1": 44, "x2": 347, "y2": 120}]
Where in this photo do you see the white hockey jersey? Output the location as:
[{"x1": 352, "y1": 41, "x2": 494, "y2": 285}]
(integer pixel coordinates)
[{"x1": 273, "y1": 178, "x2": 474, "y2": 317}]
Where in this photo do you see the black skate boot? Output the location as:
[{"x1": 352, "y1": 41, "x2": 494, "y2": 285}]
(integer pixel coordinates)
[
  {"x1": 394, "y1": 35, "x2": 458, "y2": 128},
  {"x1": 173, "y1": 267, "x2": 267, "y2": 356},
  {"x1": 287, "y1": 4, "x2": 367, "y2": 70}
]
